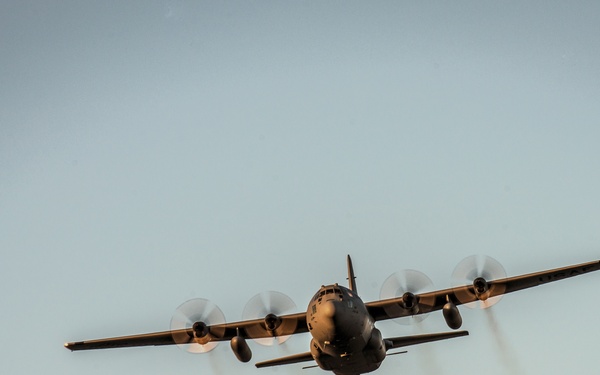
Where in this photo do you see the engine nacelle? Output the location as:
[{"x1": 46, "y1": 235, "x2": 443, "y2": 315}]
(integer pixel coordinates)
[
  {"x1": 230, "y1": 335, "x2": 252, "y2": 363},
  {"x1": 400, "y1": 292, "x2": 419, "y2": 314},
  {"x1": 264, "y1": 313, "x2": 282, "y2": 332},
  {"x1": 192, "y1": 321, "x2": 211, "y2": 344},
  {"x1": 473, "y1": 277, "x2": 491, "y2": 301},
  {"x1": 442, "y1": 301, "x2": 462, "y2": 330}
]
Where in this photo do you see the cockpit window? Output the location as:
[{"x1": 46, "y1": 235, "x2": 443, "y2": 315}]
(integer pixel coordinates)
[{"x1": 313, "y1": 286, "x2": 344, "y2": 301}]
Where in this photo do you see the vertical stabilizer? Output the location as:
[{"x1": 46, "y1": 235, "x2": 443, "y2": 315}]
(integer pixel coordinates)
[{"x1": 347, "y1": 255, "x2": 358, "y2": 294}]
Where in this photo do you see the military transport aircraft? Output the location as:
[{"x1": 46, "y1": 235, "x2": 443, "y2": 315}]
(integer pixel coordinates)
[{"x1": 65, "y1": 255, "x2": 600, "y2": 375}]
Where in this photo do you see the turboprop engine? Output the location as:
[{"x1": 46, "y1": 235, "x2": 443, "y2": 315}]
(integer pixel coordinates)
[
  {"x1": 451, "y1": 255, "x2": 507, "y2": 309},
  {"x1": 400, "y1": 292, "x2": 419, "y2": 314},
  {"x1": 242, "y1": 291, "x2": 298, "y2": 346},
  {"x1": 191, "y1": 321, "x2": 210, "y2": 344},
  {"x1": 473, "y1": 277, "x2": 490, "y2": 301},
  {"x1": 264, "y1": 313, "x2": 282, "y2": 331}
]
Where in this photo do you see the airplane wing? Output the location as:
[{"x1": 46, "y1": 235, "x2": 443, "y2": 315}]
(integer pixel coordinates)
[
  {"x1": 366, "y1": 259, "x2": 600, "y2": 321},
  {"x1": 65, "y1": 312, "x2": 308, "y2": 351}
]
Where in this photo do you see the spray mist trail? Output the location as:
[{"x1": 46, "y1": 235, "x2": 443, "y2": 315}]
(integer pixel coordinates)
[
  {"x1": 484, "y1": 307, "x2": 523, "y2": 374},
  {"x1": 412, "y1": 322, "x2": 443, "y2": 375}
]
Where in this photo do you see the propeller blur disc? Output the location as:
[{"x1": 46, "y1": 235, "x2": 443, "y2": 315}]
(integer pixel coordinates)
[
  {"x1": 379, "y1": 269, "x2": 435, "y2": 324},
  {"x1": 170, "y1": 298, "x2": 226, "y2": 353},
  {"x1": 451, "y1": 255, "x2": 507, "y2": 309},
  {"x1": 242, "y1": 291, "x2": 297, "y2": 346}
]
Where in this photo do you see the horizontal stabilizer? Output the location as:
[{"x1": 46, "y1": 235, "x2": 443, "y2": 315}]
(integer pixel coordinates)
[
  {"x1": 385, "y1": 330, "x2": 469, "y2": 350},
  {"x1": 255, "y1": 351, "x2": 313, "y2": 368}
]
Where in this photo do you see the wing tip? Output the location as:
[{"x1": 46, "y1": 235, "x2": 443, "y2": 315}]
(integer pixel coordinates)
[{"x1": 64, "y1": 341, "x2": 85, "y2": 351}]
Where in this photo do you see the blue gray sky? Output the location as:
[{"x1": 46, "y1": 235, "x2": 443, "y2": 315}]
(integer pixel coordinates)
[{"x1": 1, "y1": 1, "x2": 599, "y2": 374}]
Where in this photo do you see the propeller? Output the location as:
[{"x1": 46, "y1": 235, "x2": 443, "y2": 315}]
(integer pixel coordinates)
[
  {"x1": 242, "y1": 291, "x2": 297, "y2": 346},
  {"x1": 170, "y1": 298, "x2": 226, "y2": 353},
  {"x1": 451, "y1": 255, "x2": 507, "y2": 309},
  {"x1": 379, "y1": 269, "x2": 435, "y2": 324}
]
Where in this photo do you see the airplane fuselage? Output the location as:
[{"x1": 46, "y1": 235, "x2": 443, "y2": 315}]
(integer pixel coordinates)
[{"x1": 306, "y1": 284, "x2": 386, "y2": 375}]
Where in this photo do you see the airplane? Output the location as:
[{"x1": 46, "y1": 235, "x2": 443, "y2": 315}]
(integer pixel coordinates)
[{"x1": 65, "y1": 255, "x2": 600, "y2": 375}]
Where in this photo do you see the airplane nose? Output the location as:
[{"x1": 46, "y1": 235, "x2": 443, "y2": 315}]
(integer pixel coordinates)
[{"x1": 321, "y1": 300, "x2": 338, "y2": 319}]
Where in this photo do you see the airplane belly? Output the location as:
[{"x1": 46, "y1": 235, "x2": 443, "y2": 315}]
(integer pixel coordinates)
[{"x1": 311, "y1": 329, "x2": 385, "y2": 375}]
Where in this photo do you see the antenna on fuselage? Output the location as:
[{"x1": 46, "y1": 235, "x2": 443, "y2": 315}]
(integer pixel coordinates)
[{"x1": 347, "y1": 255, "x2": 358, "y2": 295}]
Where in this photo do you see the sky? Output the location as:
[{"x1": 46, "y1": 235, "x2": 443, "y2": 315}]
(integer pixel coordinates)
[{"x1": 1, "y1": 1, "x2": 600, "y2": 374}]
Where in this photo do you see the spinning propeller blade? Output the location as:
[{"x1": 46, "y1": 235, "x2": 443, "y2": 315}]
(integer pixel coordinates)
[
  {"x1": 379, "y1": 269, "x2": 435, "y2": 323},
  {"x1": 451, "y1": 255, "x2": 507, "y2": 308},
  {"x1": 170, "y1": 298, "x2": 226, "y2": 353},
  {"x1": 242, "y1": 291, "x2": 297, "y2": 346}
]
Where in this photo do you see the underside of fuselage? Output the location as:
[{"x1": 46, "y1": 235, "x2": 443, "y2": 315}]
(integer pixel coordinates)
[{"x1": 306, "y1": 284, "x2": 387, "y2": 374}]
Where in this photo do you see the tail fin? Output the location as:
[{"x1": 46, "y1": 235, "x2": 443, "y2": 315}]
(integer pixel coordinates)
[{"x1": 347, "y1": 255, "x2": 358, "y2": 294}]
